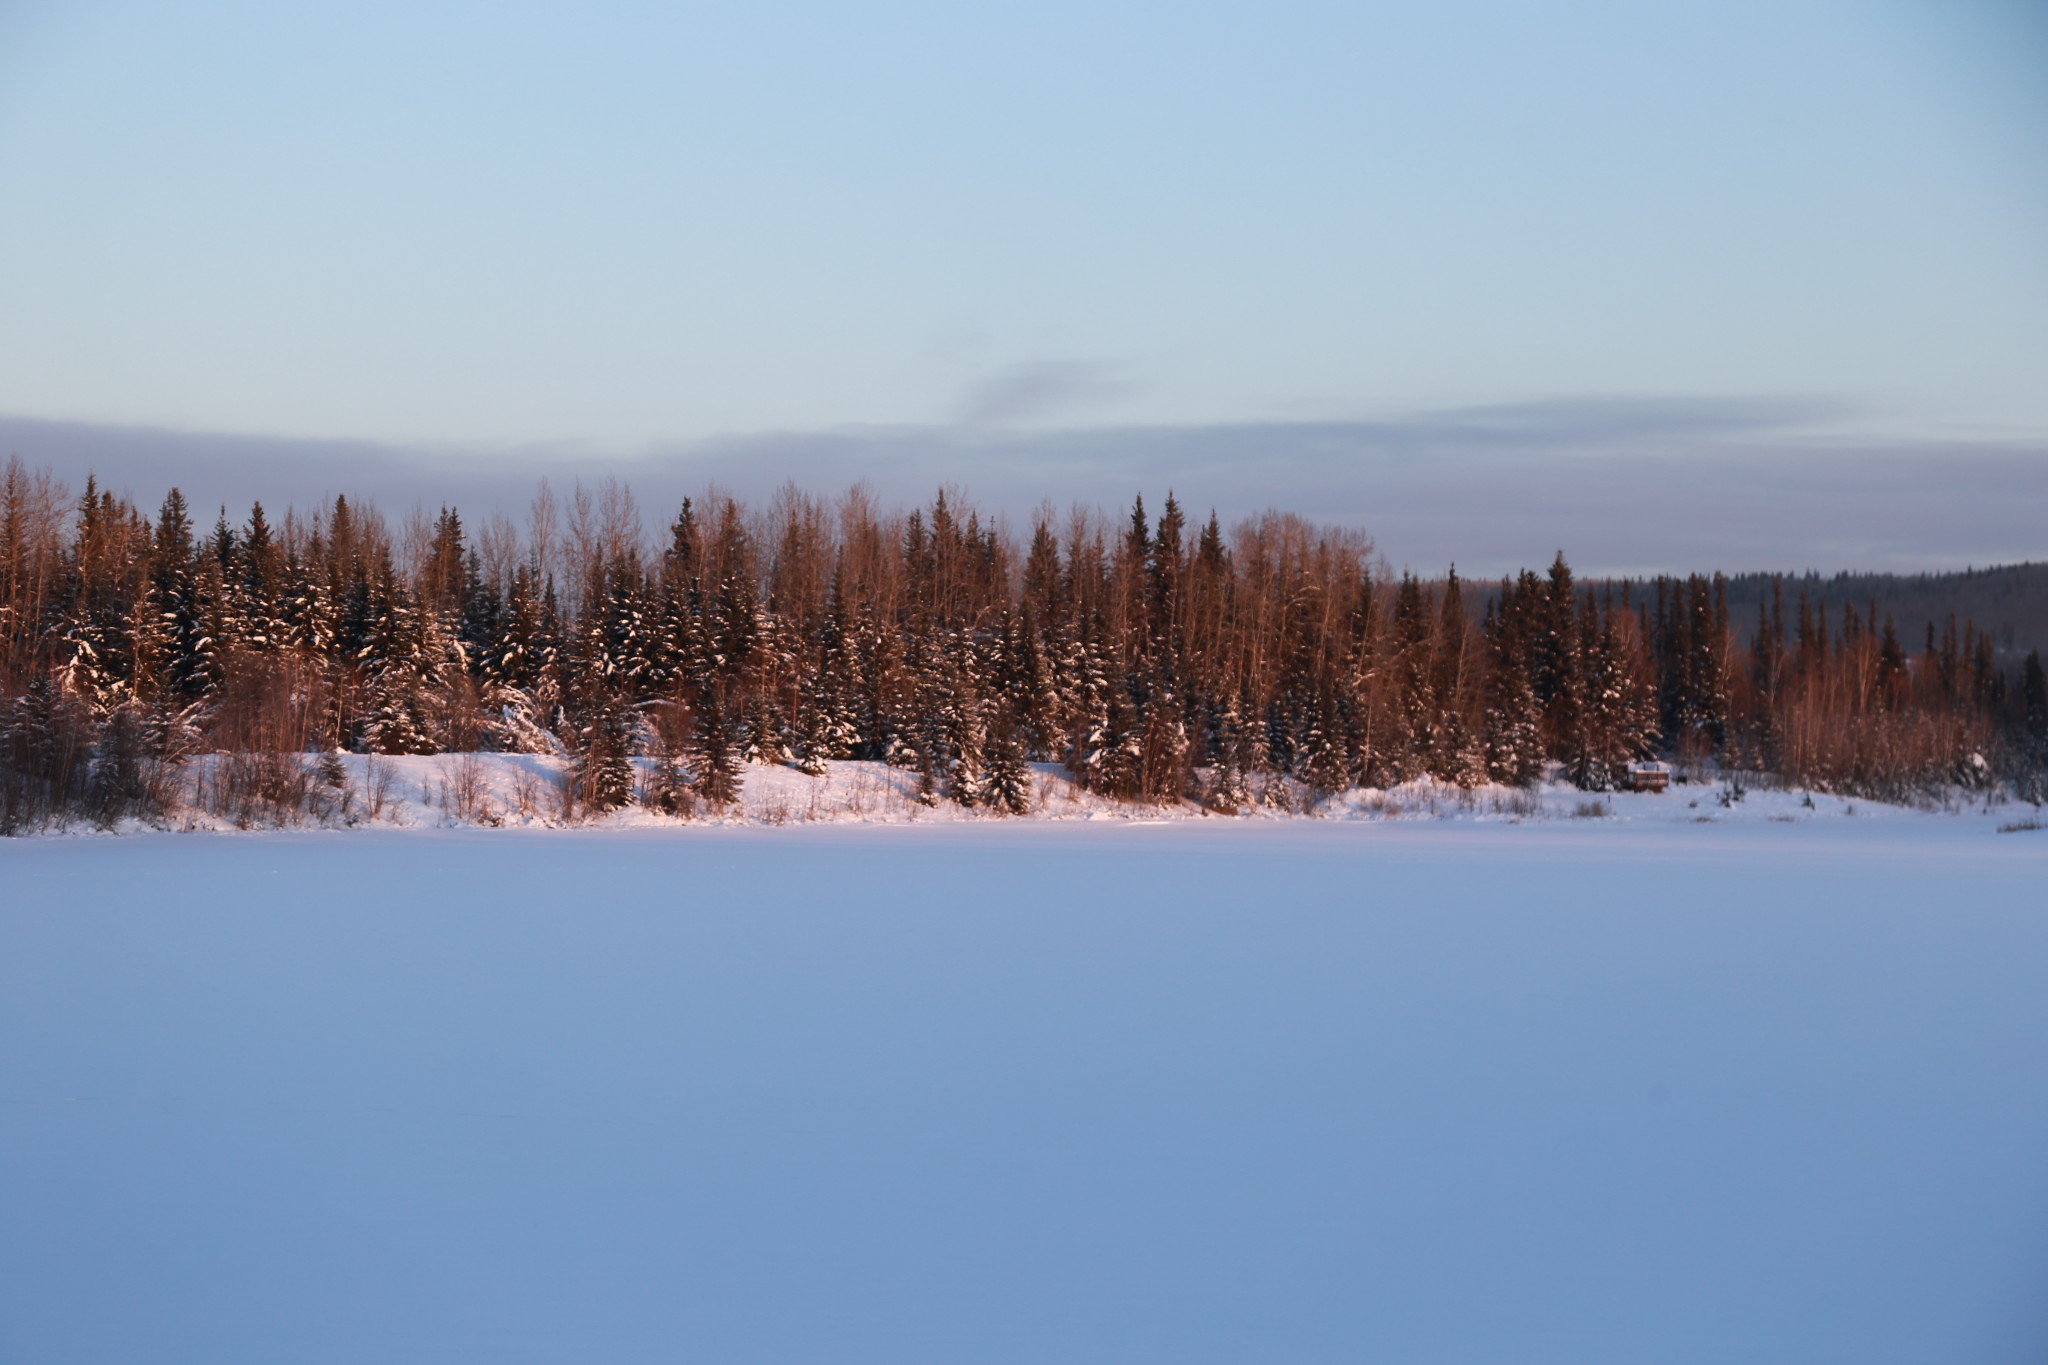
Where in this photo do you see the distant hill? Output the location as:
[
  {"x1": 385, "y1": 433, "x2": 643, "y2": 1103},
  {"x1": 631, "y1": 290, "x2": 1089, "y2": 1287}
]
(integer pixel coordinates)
[{"x1": 1704, "y1": 564, "x2": 2048, "y2": 662}]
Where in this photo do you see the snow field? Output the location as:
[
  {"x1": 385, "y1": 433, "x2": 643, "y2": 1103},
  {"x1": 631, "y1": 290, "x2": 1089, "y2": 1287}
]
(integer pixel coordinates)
[{"x1": 1, "y1": 819, "x2": 2045, "y2": 1363}]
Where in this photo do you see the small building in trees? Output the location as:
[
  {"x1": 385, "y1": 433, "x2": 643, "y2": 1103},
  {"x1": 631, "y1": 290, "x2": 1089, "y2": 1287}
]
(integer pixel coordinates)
[{"x1": 1622, "y1": 760, "x2": 1671, "y2": 793}]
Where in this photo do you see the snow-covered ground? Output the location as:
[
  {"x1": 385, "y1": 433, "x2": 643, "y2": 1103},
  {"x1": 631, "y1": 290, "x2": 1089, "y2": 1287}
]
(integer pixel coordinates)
[
  {"x1": 3, "y1": 818, "x2": 2045, "y2": 1362},
  {"x1": 78, "y1": 749, "x2": 2045, "y2": 832}
]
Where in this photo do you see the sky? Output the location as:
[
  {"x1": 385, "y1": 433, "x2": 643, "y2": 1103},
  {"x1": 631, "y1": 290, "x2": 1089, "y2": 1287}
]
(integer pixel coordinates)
[{"x1": 1, "y1": 0, "x2": 2044, "y2": 573}]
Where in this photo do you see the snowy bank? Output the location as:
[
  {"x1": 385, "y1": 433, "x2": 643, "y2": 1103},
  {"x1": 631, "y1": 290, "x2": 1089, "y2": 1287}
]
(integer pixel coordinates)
[{"x1": 16, "y1": 750, "x2": 2037, "y2": 837}]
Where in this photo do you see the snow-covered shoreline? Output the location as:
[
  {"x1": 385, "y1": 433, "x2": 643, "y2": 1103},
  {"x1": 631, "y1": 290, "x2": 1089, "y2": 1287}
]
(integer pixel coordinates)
[{"x1": 8, "y1": 750, "x2": 2037, "y2": 837}]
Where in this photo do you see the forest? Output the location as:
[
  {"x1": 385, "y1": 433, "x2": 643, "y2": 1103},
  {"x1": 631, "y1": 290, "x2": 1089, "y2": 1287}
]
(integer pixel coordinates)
[{"x1": 1, "y1": 456, "x2": 2043, "y2": 830}]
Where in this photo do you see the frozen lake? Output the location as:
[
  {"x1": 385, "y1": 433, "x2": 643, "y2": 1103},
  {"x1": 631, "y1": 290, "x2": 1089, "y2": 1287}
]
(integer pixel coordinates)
[{"x1": 3, "y1": 819, "x2": 2046, "y2": 1363}]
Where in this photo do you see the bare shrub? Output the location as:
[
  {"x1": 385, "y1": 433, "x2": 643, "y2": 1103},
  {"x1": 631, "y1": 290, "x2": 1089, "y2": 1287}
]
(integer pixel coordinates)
[
  {"x1": 1360, "y1": 792, "x2": 1403, "y2": 819},
  {"x1": 78, "y1": 704, "x2": 182, "y2": 829},
  {"x1": 437, "y1": 674, "x2": 492, "y2": 754},
  {"x1": 438, "y1": 753, "x2": 498, "y2": 826},
  {"x1": 1489, "y1": 788, "x2": 1541, "y2": 820},
  {"x1": 201, "y1": 750, "x2": 319, "y2": 829},
  {"x1": 205, "y1": 655, "x2": 322, "y2": 757},
  {"x1": 0, "y1": 677, "x2": 96, "y2": 833},
  {"x1": 359, "y1": 755, "x2": 395, "y2": 822},
  {"x1": 1572, "y1": 798, "x2": 1609, "y2": 819},
  {"x1": 511, "y1": 765, "x2": 543, "y2": 821},
  {"x1": 640, "y1": 736, "x2": 696, "y2": 818},
  {"x1": 1778, "y1": 701, "x2": 1989, "y2": 804}
]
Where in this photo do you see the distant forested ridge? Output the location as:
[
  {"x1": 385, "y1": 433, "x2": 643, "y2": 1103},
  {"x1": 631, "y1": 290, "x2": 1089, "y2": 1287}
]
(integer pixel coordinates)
[
  {"x1": 1675, "y1": 565, "x2": 2048, "y2": 664},
  {"x1": 2, "y1": 457, "x2": 2043, "y2": 829}
]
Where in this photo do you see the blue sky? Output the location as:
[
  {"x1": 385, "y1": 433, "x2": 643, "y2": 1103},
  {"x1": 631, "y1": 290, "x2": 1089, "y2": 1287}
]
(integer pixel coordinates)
[{"x1": 0, "y1": 0, "x2": 2044, "y2": 569}]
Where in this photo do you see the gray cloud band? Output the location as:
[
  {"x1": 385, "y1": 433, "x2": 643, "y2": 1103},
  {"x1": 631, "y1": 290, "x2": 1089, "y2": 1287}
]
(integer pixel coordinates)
[{"x1": 2, "y1": 398, "x2": 2041, "y2": 578}]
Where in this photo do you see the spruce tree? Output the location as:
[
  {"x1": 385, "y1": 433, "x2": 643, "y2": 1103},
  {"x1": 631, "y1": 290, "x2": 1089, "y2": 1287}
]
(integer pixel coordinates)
[
  {"x1": 691, "y1": 691, "x2": 742, "y2": 806},
  {"x1": 1299, "y1": 682, "x2": 1351, "y2": 800},
  {"x1": 1876, "y1": 615, "x2": 1908, "y2": 709},
  {"x1": 645, "y1": 738, "x2": 694, "y2": 816},
  {"x1": 360, "y1": 569, "x2": 439, "y2": 755},
  {"x1": 1482, "y1": 590, "x2": 1545, "y2": 787},
  {"x1": 983, "y1": 705, "x2": 1033, "y2": 815},
  {"x1": 2023, "y1": 651, "x2": 2046, "y2": 741},
  {"x1": 1382, "y1": 573, "x2": 1434, "y2": 784},
  {"x1": 1209, "y1": 699, "x2": 1255, "y2": 811},
  {"x1": 144, "y1": 490, "x2": 216, "y2": 704},
  {"x1": 1428, "y1": 567, "x2": 1480, "y2": 784},
  {"x1": 572, "y1": 698, "x2": 635, "y2": 814},
  {"x1": 911, "y1": 732, "x2": 941, "y2": 807},
  {"x1": 1531, "y1": 557, "x2": 1584, "y2": 769},
  {"x1": 941, "y1": 647, "x2": 988, "y2": 806}
]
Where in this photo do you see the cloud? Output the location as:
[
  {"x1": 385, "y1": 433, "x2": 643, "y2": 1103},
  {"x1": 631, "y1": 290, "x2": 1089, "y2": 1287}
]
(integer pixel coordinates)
[
  {"x1": 1397, "y1": 394, "x2": 1858, "y2": 445},
  {"x1": 955, "y1": 359, "x2": 1132, "y2": 426},
  {"x1": 3, "y1": 397, "x2": 2043, "y2": 578}
]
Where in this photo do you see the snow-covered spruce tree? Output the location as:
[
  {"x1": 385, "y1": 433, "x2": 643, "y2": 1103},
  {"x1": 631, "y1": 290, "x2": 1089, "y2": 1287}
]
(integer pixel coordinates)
[
  {"x1": 790, "y1": 678, "x2": 832, "y2": 777},
  {"x1": 1298, "y1": 683, "x2": 1352, "y2": 801},
  {"x1": 1565, "y1": 592, "x2": 1659, "y2": 791},
  {"x1": 940, "y1": 646, "x2": 988, "y2": 807},
  {"x1": 359, "y1": 570, "x2": 440, "y2": 756},
  {"x1": 649, "y1": 576, "x2": 698, "y2": 703},
  {"x1": 1082, "y1": 683, "x2": 1144, "y2": 800},
  {"x1": 1204, "y1": 695, "x2": 1255, "y2": 811},
  {"x1": 1482, "y1": 591, "x2": 1546, "y2": 787},
  {"x1": 571, "y1": 697, "x2": 635, "y2": 815},
  {"x1": 61, "y1": 611, "x2": 131, "y2": 716},
  {"x1": 56, "y1": 478, "x2": 141, "y2": 717},
  {"x1": 983, "y1": 704, "x2": 1033, "y2": 815},
  {"x1": 1376, "y1": 573, "x2": 1435, "y2": 786},
  {"x1": 691, "y1": 691, "x2": 743, "y2": 807},
  {"x1": 480, "y1": 565, "x2": 561, "y2": 744},
  {"x1": 486, "y1": 568, "x2": 540, "y2": 693},
  {"x1": 862, "y1": 606, "x2": 912, "y2": 764},
  {"x1": 912, "y1": 732, "x2": 941, "y2": 807},
  {"x1": 1659, "y1": 572, "x2": 1730, "y2": 757},
  {"x1": 644, "y1": 736, "x2": 694, "y2": 816},
  {"x1": 1566, "y1": 596, "x2": 1623, "y2": 790},
  {"x1": 1065, "y1": 635, "x2": 1110, "y2": 784},
  {"x1": 456, "y1": 548, "x2": 500, "y2": 674},
  {"x1": 1530, "y1": 555, "x2": 1586, "y2": 773},
  {"x1": 741, "y1": 692, "x2": 786, "y2": 766},
  {"x1": 1136, "y1": 662, "x2": 1192, "y2": 803},
  {"x1": 239, "y1": 502, "x2": 286, "y2": 655},
  {"x1": 808, "y1": 579, "x2": 863, "y2": 763},
  {"x1": 600, "y1": 567, "x2": 657, "y2": 704},
  {"x1": 1427, "y1": 567, "x2": 1487, "y2": 787},
  {"x1": 141, "y1": 490, "x2": 220, "y2": 708},
  {"x1": 1017, "y1": 607, "x2": 1067, "y2": 761},
  {"x1": 277, "y1": 549, "x2": 336, "y2": 660},
  {"x1": 201, "y1": 508, "x2": 247, "y2": 658}
]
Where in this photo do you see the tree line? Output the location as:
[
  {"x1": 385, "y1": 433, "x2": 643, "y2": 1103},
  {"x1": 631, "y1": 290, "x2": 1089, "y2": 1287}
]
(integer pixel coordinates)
[{"x1": 2, "y1": 457, "x2": 2043, "y2": 828}]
